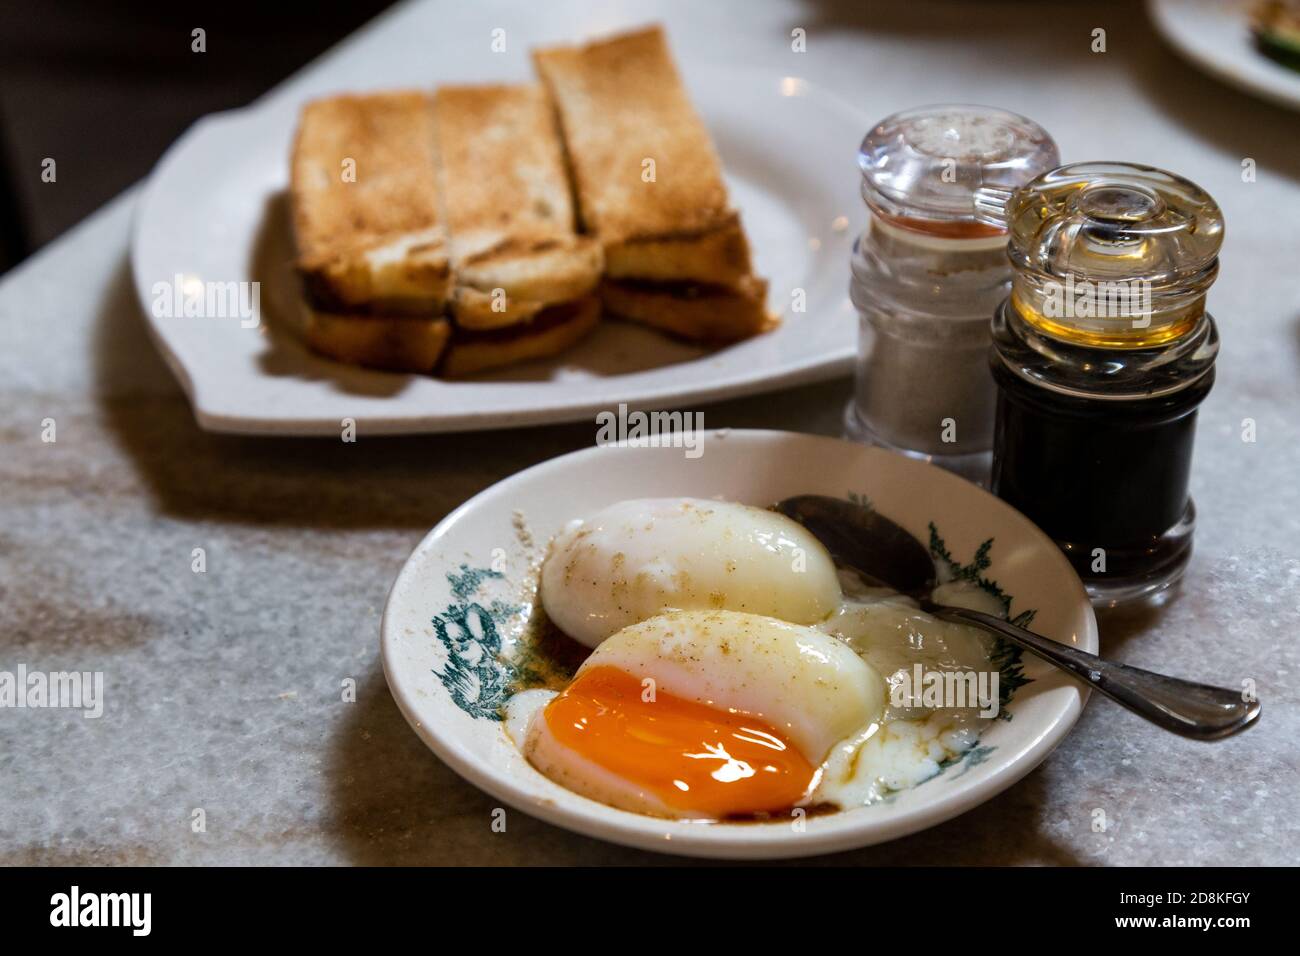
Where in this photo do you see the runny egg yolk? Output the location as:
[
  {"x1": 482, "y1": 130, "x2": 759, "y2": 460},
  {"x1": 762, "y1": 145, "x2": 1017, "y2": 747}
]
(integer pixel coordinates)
[{"x1": 542, "y1": 665, "x2": 817, "y2": 817}]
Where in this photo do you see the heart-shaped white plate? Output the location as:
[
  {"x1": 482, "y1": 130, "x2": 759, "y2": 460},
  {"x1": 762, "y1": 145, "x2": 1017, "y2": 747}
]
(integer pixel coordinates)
[{"x1": 130, "y1": 69, "x2": 864, "y2": 435}]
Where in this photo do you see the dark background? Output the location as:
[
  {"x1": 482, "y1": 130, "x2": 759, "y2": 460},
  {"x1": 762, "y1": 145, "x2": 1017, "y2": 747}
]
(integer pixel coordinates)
[{"x1": 0, "y1": 0, "x2": 396, "y2": 275}]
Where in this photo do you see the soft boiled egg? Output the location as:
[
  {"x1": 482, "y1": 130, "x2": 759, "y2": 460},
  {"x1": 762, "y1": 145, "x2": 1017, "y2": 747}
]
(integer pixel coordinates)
[
  {"x1": 514, "y1": 609, "x2": 885, "y2": 819},
  {"x1": 538, "y1": 497, "x2": 842, "y2": 649}
]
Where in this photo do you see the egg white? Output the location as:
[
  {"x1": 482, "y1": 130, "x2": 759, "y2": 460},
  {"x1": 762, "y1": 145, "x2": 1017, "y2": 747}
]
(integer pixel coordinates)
[
  {"x1": 539, "y1": 497, "x2": 842, "y2": 649},
  {"x1": 812, "y1": 574, "x2": 1001, "y2": 807}
]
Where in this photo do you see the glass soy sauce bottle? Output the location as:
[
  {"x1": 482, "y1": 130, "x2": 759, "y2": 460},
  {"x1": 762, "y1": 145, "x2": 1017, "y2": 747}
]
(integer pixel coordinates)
[{"x1": 983, "y1": 163, "x2": 1223, "y2": 607}]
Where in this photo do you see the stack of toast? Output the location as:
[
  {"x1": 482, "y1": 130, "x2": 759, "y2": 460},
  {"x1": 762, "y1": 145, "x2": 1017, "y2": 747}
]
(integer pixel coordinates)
[{"x1": 289, "y1": 25, "x2": 771, "y2": 377}]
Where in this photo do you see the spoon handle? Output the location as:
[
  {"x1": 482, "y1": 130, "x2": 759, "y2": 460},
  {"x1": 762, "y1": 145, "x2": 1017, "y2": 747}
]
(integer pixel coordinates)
[{"x1": 927, "y1": 605, "x2": 1260, "y2": 740}]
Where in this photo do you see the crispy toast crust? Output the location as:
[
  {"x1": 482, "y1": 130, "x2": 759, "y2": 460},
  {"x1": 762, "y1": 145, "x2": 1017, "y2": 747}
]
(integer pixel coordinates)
[
  {"x1": 302, "y1": 310, "x2": 451, "y2": 373},
  {"x1": 440, "y1": 295, "x2": 602, "y2": 377},
  {"x1": 434, "y1": 84, "x2": 604, "y2": 323},
  {"x1": 291, "y1": 91, "x2": 450, "y2": 310},
  {"x1": 604, "y1": 213, "x2": 753, "y2": 287},
  {"x1": 434, "y1": 85, "x2": 577, "y2": 249},
  {"x1": 450, "y1": 234, "x2": 603, "y2": 326},
  {"x1": 535, "y1": 25, "x2": 768, "y2": 328},
  {"x1": 533, "y1": 26, "x2": 732, "y2": 245},
  {"x1": 600, "y1": 277, "x2": 775, "y2": 343}
]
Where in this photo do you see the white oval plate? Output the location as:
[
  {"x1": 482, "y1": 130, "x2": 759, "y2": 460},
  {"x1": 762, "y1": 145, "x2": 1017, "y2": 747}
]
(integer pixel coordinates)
[
  {"x1": 381, "y1": 431, "x2": 1097, "y2": 859},
  {"x1": 130, "y1": 68, "x2": 865, "y2": 435},
  {"x1": 1149, "y1": 0, "x2": 1300, "y2": 112}
]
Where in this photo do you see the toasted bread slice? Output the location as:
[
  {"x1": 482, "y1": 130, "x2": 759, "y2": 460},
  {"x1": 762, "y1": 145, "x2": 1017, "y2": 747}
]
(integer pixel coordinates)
[
  {"x1": 600, "y1": 277, "x2": 774, "y2": 344},
  {"x1": 441, "y1": 296, "x2": 601, "y2": 377},
  {"x1": 450, "y1": 287, "x2": 548, "y2": 330},
  {"x1": 434, "y1": 85, "x2": 603, "y2": 328},
  {"x1": 535, "y1": 24, "x2": 769, "y2": 335},
  {"x1": 448, "y1": 235, "x2": 603, "y2": 329},
  {"x1": 291, "y1": 92, "x2": 451, "y2": 313},
  {"x1": 534, "y1": 26, "x2": 730, "y2": 246},
  {"x1": 603, "y1": 213, "x2": 753, "y2": 288},
  {"x1": 302, "y1": 309, "x2": 451, "y2": 373}
]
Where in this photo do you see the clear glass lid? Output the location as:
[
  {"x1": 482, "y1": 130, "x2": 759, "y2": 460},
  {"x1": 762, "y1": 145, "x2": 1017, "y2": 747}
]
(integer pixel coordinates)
[
  {"x1": 991, "y1": 162, "x2": 1225, "y2": 347},
  {"x1": 858, "y1": 105, "x2": 1060, "y2": 233}
]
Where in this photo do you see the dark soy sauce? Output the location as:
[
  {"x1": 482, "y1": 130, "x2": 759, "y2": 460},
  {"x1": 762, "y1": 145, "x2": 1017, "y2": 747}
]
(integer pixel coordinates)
[
  {"x1": 990, "y1": 358, "x2": 1212, "y2": 586},
  {"x1": 984, "y1": 162, "x2": 1224, "y2": 605}
]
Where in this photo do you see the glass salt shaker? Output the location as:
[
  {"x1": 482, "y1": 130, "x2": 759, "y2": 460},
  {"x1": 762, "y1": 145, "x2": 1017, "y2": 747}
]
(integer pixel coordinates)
[
  {"x1": 846, "y1": 105, "x2": 1059, "y2": 484},
  {"x1": 982, "y1": 163, "x2": 1223, "y2": 607}
]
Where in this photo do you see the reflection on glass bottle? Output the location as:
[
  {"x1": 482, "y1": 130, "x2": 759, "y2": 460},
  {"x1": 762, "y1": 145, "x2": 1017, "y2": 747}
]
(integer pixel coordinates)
[{"x1": 986, "y1": 163, "x2": 1223, "y2": 607}]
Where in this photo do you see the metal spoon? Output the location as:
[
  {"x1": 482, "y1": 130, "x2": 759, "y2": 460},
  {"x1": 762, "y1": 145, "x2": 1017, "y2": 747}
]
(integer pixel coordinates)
[{"x1": 776, "y1": 495, "x2": 1260, "y2": 741}]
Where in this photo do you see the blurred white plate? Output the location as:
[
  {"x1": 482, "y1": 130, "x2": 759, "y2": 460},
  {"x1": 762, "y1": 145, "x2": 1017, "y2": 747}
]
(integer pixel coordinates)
[
  {"x1": 130, "y1": 69, "x2": 865, "y2": 435},
  {"x1": 381, "y1": 431, "x2": 1097, "y2": 859},
  {"x1": 1150, "y1": 0, "x2": 1300, "y2": 111}
]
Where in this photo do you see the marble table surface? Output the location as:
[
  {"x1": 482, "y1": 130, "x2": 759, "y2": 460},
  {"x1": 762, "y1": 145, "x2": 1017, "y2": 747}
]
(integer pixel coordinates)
[{"x1": 2, "y1": 0, "x2": 1298, "y2": 865}]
